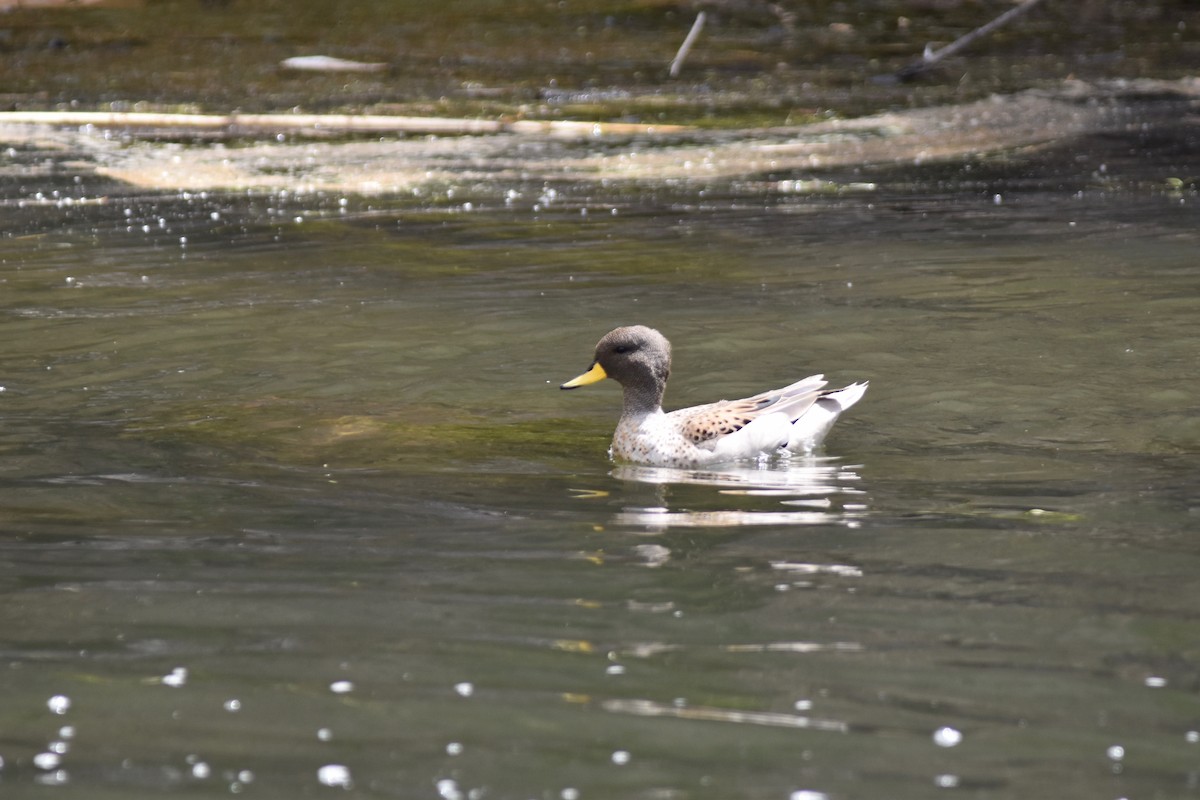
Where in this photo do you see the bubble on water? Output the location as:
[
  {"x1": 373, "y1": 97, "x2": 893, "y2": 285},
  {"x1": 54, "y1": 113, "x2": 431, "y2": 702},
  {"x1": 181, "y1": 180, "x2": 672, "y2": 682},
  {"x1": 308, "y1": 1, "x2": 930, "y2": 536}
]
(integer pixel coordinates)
[
  {"x1": 789, "y1": 792, "x2": 829, "y2": 800},
  {"x1": 611, "y1": 750, "x2": 630, "y2": 765},
  {"x1": 437, "y1": 778, "x2": 463, "y2": 799},
  {"x1": 454, "y1": 681, "x2": 474, "y2": 698},
  {"x1": 605, "y1": 664, "x2": 625, "y2": 676},
  {"x1": 237, "y1": 770, "x2": 255, "y2": 783},
  {"x1": 317, "y1": 764, "x2": 352, "y2": 789},
  {"x1": 58, "y1": 726, "x2": 76, "y2": 739},
  {"x1": 35, "y1": 769, "x2": 69, "y2": 786},
  {"x1": 934, "y1": 774, "x2": 960, "y2": 788},
  {"x1": 794, "y1": 699, "x2": 813, "y2": 711},
  {"x1": 33, "y1": 752, "x2": 62, "y2": 770},
  {"x1": 317, "y1": 728, "x2": 333, "y2": 741},
  {"x1": 446, "y1": 742, "x2": 463, "y2": 756},
  {"x1": 560, "y1": 789, "x2": 580, "y2": 800},
  {"x1": 1107, "y1": 745, "x2": 1125, "y2": 761},
  {"x1": 1144, "y1": 676, "x2": 1167, "y2": 688},
  {"x1": 47, "y1": 695, "x2": 71, "y2": 715},
  {"x1": 161, "y1": 667, "x2": 188, "y2": 687},
  {"x1": 191, "y1": 762, "x2": 211, "y2": 779},
  {"x1": 329, "y1": 680, "x2": 354, "y2": 694},
  {"x1": 1187, "y1": 730, "x2": 1199, "y2": 743},
  {"x1": 48, "y1": 741, "x2": 69, "y2": 755},
  {"x1": 223, "y1": 699, "x2": 241, "y2": 712},
  {"x1": 933, "y1": 726, "x2": 962, "y2": 747}
]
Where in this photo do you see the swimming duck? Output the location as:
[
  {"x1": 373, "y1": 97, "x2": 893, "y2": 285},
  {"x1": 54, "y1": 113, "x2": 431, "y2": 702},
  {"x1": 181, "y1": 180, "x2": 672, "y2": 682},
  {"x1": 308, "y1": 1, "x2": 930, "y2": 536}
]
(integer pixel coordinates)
[{"x1": 561, "y1": 325, "x2": 867, "y2": 467}]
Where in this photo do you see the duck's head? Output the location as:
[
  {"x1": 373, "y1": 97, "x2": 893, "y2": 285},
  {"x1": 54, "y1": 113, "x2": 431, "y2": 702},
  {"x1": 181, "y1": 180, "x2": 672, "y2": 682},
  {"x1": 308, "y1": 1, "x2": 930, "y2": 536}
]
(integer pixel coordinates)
[{"x1": 561, "y1": 325, "x2": 671, "y2": 392}]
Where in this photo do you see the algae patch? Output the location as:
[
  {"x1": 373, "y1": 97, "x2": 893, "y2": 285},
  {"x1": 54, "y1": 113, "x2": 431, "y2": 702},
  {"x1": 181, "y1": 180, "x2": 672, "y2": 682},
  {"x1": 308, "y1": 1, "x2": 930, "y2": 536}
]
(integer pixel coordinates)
[{"x1": 126, "y1": 399, "x2": 608, "y2": 469}]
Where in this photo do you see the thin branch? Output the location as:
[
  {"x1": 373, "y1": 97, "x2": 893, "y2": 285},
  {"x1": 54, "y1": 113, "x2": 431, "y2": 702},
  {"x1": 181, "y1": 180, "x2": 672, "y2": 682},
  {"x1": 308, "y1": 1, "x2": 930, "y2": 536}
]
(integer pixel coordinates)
[
  {"x1": 669, "y1": 11, "x2": 707, "y2": 78},
  {"x1": 889, "y1": 0, "x2": 1052, "y2": 82}
]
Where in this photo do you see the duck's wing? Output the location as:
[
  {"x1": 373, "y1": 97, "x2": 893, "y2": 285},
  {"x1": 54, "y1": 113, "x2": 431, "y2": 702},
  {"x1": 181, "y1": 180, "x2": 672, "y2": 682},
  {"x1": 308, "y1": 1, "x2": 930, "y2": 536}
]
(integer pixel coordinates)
[{"x1": 669, "y1": 375, "x2": 830, "y2": 445}]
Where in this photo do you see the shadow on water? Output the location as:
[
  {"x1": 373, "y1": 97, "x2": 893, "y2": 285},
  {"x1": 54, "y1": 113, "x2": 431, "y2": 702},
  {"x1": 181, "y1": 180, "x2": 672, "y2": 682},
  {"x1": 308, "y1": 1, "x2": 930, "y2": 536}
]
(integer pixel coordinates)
[{"x1": 0, "y1": 116, "x2": 1198, "y2": 798}]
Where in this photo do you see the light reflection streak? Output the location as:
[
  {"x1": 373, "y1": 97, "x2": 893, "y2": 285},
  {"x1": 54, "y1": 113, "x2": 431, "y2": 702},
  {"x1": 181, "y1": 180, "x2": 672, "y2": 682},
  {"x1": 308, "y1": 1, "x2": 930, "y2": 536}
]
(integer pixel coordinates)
[
  {"x1": 724, "y1": 641, "x2": 863, "y2": 654},
  {"x1": 602, "y1": 698, "x2": 848, "y2": 733},
  {"x1": 770, "y1": 561, "x2": 863, "y2": 577},
  {"x1": 620, "y1": 640, "x2": 863, "y2": 658},
  {"x1": 613, "y1": 509, "x2": 852, "y2": 527}
]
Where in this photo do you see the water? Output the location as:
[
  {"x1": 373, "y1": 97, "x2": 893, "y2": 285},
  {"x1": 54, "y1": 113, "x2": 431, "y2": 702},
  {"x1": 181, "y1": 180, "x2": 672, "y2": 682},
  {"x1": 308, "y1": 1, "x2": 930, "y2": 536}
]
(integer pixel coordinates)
[
  {"x1": 5, "y1": 0, "x2": 1200, "y2": 123},
  {"x1": 1, "y1": 133, "x2": 1199, "y2": 799}
]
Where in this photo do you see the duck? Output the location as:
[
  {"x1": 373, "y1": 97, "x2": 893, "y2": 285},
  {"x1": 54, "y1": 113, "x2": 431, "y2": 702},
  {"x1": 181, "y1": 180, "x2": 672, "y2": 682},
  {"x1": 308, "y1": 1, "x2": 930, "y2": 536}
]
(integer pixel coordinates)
[{"x1": 561, "y1": 325, "x2": 867, "y2": 468}]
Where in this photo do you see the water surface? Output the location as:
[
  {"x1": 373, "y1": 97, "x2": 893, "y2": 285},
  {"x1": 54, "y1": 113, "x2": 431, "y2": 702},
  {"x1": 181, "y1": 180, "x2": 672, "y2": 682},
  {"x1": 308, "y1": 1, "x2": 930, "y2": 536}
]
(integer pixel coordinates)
[{"x1": 1, "y1": 132, "x2": 1198, "y2": 799}]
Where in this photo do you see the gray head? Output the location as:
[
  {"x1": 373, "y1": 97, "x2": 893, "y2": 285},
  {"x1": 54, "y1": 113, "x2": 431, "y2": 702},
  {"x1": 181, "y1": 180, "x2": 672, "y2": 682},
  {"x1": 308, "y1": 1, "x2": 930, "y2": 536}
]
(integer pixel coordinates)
[
  {"x1": 561, "y1": 325, "x2": 672, "y2": 411},
  {"x1": 592, "y1": 325, "x2": 671, "y2": 386}
]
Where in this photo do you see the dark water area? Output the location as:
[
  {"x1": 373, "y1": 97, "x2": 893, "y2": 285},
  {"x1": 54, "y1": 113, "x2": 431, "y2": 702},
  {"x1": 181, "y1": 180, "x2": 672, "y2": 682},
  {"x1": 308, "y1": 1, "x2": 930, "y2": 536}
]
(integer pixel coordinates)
[{"x1": 1, "y1": 114, "x2": 1198, "y2": 799}]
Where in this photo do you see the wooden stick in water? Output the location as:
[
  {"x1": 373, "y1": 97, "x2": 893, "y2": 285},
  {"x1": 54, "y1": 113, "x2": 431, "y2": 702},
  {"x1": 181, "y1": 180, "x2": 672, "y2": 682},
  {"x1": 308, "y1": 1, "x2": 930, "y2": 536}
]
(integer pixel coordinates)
[
  {"x1": 0, "y1": 110, "x2": 688, "y2": 137},
  {"x1": 669, "y1": 11, "x2": 708, "y2": 78},
  {"x1": 890, "y1": 0, "x2": 1051, "y2": 82}
]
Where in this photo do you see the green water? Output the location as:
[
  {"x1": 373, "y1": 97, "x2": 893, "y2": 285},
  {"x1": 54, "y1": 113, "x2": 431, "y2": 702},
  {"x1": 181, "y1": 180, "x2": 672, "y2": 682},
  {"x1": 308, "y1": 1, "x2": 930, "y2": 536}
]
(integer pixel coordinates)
[{"x1": 1, "y1": 131, "x2": 1199, "y2": 799}]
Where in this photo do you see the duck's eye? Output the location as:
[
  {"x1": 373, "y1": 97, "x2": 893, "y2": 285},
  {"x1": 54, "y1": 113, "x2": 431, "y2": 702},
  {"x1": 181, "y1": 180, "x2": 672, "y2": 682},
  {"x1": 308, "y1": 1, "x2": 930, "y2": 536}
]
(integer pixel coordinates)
[{"x1": 613, "y1": 345, "x2": 633, "y2": 354}]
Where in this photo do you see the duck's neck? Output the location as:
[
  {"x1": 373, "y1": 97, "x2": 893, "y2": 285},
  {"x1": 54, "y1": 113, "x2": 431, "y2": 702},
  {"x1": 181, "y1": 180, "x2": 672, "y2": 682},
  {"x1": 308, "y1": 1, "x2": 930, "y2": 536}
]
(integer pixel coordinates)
[{"x1": 621, "y1": 380, "x2": 665, "y2": 417}]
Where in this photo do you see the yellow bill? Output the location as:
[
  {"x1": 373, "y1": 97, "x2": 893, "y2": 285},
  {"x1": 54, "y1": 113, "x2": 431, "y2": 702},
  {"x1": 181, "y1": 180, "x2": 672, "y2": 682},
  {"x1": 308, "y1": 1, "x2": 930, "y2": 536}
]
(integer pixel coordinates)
[{"x1": 561, "y1": 362, "x2": 608, "y2": 389}]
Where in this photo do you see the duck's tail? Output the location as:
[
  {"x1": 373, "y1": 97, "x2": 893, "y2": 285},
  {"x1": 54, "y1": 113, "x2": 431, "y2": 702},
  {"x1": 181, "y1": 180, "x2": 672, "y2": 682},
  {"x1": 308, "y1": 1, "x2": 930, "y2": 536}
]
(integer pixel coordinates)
[{"x1": 786, "y1": 381, "x2": 868, "y2": 452}]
